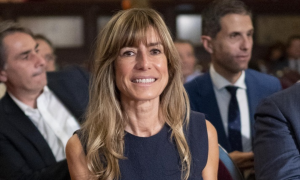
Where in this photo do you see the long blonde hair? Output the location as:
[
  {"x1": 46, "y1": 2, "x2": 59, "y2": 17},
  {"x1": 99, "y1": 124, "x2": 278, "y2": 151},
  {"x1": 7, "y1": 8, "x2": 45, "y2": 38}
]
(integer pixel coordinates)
[{"x1": 82, "y1": 8, "x2": 191, "y2": 180}]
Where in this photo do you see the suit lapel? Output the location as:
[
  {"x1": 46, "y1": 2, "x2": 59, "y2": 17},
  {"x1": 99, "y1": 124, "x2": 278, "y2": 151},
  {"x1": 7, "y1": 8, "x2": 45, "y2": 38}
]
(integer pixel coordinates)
[
  {"x1": 3, "y1": 94, "x2": 56, "y2": 166},
  {"x1": 245, "y1": 70, "x2": 257, "y2": 138},
  {"x1": 197, "y1": 73, "x2": 231, "y2": 151}
]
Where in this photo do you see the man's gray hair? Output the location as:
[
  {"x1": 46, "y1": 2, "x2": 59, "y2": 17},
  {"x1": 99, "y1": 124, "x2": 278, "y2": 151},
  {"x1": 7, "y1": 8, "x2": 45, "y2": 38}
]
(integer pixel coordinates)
[{"x1": 0, "y1": 21, "x2": 34, "y2": 70}]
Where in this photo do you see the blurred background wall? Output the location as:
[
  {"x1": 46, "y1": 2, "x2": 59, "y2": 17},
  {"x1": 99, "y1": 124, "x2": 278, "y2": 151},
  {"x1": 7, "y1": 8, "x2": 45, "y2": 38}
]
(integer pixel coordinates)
[{"x1": 0, "y1": 0, "x2": 299, "y2": 73}]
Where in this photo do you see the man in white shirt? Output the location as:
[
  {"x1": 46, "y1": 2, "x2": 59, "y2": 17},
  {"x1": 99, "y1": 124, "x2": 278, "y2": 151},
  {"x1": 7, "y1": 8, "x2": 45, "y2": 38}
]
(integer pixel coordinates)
[
  {"x1": 0, "y1": 21, "x2": 89, "y2": 180},
  {"x1": 184, "y1": 0, "x2": 281, "y2": 177}
]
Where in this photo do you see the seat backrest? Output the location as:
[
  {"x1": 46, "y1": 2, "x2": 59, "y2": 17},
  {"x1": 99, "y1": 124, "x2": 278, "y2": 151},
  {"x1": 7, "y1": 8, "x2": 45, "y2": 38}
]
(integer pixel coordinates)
[
  {"x1": 218, "y1": 144, "x2": 245, "y2": 180},
  {"x1": 218, "y1": 159, "x2": 233, "y2": 180}
]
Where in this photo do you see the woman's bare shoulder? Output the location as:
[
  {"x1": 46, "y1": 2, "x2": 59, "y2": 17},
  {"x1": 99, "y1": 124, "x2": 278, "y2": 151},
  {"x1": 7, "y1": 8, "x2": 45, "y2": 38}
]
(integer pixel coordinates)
[
  {"x1": 205, "y1": 120, "x2": 217, "y2": 139},
  {"x1": 66, "y1": 134, "x2": 91, "y2": 180},
  {"x1": 66, "y1": 134, "x2": 84, "y2": 158}
]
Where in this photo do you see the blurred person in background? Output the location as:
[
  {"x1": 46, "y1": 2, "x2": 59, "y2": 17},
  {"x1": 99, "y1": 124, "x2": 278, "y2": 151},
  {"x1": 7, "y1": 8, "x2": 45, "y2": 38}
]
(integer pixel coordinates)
[
  {"x1": 285, "y1": 35, "x2": 300, "y2": 74},
  {"x1": 0, "y1": 21, "x2": 89, "y2": 180},
  {"x1": 174, "y1": 39, "x2": 202, "y2": 83},
  {"x1": 254, "y1": 41, "x2": 286, "y2": 75},
  {"x1": 34, "y1": 34, "x2": 57, "y2": 72},
  {"x1": 271, "y1": 36, "x2": 300, "y2": 89},
  {"x1": 0, "y1": 34, "x2": 57, "y2": 100},
  {"x1": 273, "y1": 36, "x2": 300, "y2": 75}
]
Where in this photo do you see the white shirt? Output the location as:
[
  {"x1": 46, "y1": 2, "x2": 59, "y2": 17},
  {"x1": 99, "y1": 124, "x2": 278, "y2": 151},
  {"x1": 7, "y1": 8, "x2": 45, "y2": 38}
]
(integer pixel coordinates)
[
  {"x1": 0, "y1": 83, "x2": 6, "y2": 99},
  {"x1": 9, "y1": 86, "x2": 80, "y2": 161},
  {"x1": 210, "y1": 65, "x2": 251, "y2": 152},
  {"x1": 185, "y1": 69, "x2": 202, "y2": 83},
  {"x1": 288, "y1": 58, "x2": 300, "y2": 74}
]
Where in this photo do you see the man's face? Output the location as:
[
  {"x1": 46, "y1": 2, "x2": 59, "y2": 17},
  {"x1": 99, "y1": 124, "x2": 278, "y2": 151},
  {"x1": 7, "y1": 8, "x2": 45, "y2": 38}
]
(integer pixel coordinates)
[
  {"x1": 287, "y1": 39, "x2": 300, "y2": 59},
  {"x1": 35, "y1": 38, "x2": 56, "y2": 72},
  {"x1": 174, "y1": 42, "x2": 197, "y2": 79},
  {"x1": 0, "y1": 32, "x2": 47, "y2": 95},
  {"x1": 210, "y1": 14, "x2": 253, "y2": 76}
]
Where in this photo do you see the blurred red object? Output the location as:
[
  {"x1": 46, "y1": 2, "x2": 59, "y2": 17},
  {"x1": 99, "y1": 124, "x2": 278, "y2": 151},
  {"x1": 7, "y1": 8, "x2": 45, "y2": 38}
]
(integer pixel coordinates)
[
  {"x1": 277, "y1": 69, "x2": 300, "y2": 89},
  {"x1": 122, "y1": 0, "x2": 131, "y2": 10}
]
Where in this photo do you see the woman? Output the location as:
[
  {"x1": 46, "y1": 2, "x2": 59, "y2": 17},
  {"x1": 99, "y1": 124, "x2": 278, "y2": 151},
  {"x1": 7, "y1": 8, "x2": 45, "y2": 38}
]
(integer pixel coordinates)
[{"x1": 66, "y1": 8, "x2": 218, "y2": 180}]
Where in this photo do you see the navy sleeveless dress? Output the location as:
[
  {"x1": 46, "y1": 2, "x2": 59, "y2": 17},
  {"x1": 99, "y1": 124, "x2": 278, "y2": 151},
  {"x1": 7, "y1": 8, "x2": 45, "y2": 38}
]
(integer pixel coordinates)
[{"x1": 76, "y1": 111, "x2": 208, "y2": 180}]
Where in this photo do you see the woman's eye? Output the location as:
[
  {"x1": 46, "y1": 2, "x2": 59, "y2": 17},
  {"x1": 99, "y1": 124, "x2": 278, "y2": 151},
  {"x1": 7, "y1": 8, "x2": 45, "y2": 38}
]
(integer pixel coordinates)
[
  {"x1": 150, "y1": 49, "x2": 161, "y2": 55},
  {"x1": 122, "y1": 51, "x2": 135, "y2": 57}
]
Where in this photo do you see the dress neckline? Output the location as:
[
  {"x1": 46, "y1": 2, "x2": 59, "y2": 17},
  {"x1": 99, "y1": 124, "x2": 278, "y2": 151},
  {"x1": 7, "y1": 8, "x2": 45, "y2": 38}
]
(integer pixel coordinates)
[{"x1": 124, "y1": 124, "x2": 168, "y2": 140}]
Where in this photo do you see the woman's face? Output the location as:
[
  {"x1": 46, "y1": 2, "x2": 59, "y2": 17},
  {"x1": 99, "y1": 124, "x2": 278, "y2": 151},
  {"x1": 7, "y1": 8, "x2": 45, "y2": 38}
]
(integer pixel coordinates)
[{"x1": 115, "y1": 27, "x2": 169, "y2": 102}]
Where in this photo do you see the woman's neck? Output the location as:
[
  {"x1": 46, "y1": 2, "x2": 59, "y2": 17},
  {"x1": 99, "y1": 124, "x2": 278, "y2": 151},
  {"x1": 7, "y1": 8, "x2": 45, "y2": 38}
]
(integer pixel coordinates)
[{"x1": 122, "y1": 98, "x2": 164, "y2": 137}]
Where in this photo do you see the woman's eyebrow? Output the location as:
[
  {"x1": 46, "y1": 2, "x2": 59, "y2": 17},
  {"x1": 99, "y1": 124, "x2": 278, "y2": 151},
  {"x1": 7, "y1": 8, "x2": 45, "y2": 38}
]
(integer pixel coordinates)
[{"x1": 147, "y1": 42, "x2": 162, "y2": 47}]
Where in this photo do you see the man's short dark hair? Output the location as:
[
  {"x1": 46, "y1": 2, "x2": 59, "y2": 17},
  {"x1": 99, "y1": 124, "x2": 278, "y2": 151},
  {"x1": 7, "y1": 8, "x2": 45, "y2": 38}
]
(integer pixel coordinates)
[
  {"x1": 174, "y1": 39, "x2": 195, "y2": 50},
  {"x1": 0, "y1": 21, "x2": 33, "y2": 70},
  {"x1": 34, "y1": 34, "x2": 55, "y2": 53},
  {"x1": 201, "y1": 0, "x2": 252, "y2": 38},
  {"x1": 174, "y1": 39, "x2": 194, "y2": 46}
]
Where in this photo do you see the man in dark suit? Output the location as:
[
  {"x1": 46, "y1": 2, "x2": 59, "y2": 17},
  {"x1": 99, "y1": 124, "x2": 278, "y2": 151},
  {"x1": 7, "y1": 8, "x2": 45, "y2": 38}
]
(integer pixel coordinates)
[
  {"x1": 184, "y1": 0, "x2": 281, "y2": 175},
  {"x1": 0, "y1": 21, "x2": 89, "y2": 179},
  {"x1": 254, "y1": 82, "x2": 300, "y2": 179}
]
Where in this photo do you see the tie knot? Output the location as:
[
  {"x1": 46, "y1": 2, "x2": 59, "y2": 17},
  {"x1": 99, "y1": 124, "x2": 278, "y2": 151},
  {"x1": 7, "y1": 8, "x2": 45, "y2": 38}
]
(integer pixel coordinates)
[{"x1": 225, "y1": 86, "x2": 238, "y2": 96}]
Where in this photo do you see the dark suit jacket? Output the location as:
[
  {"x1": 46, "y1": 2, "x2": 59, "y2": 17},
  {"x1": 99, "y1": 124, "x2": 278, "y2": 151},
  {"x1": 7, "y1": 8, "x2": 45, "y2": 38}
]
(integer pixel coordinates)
[
  {"x1": 254, "y1": 83, "x2": 300, "y2": 180},
  {"x1": 0, "y1": 66, "x2": 89, "y2": 180},
  {"x1": 184, "y1": 69, "x2": 281, "y2": 152}
]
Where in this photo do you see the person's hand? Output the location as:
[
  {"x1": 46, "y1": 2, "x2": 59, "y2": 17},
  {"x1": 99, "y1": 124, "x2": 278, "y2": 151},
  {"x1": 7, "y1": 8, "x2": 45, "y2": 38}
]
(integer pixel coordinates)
[{"x1": 229, "y1": 151, "x2": 254, "y2": 170}]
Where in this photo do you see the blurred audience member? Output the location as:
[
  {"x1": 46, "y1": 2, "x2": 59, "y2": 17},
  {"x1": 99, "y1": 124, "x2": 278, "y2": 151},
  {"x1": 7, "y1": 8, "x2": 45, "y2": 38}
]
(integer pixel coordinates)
[
  {"x1": 285, "y1": 35, "x2": 300, "y2": 73},
  {"x1": 273, "y1": 36, "x2": 300, "y2": 89},
  {"x1": 174, "y1": 39, "x2": 202, "y2": 83},
  {"x1": 254, "y1": 82, "x2": 300, "y2": 179},
  {"x1": 256, "y1": 41, "x2": 286, "y2": 75},
  {"x1": 0, "y1": 35, "x2": 56, "y2": 99},
  {"x1": 0, "y1": 21, "x2": 89, "y2": 180},
  {"x1": 34, "y1": 34, "x2": 57, "y2": 72}
]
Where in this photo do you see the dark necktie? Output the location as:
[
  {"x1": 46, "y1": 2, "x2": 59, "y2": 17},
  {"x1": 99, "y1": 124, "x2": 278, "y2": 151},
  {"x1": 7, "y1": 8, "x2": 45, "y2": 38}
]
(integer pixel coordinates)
[{"x1": 226, "y1": 86, "x2": 243, "y2": 152}]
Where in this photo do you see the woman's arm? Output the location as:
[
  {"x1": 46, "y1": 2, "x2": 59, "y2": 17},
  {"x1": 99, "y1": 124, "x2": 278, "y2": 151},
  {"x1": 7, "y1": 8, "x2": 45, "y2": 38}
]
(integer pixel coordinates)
[
  {"x1": 202, "y1": 120, "x2": 219, "y2": 180},
  {"x1": 66, "y1": 134, "x2": 91, "y2": 180}
]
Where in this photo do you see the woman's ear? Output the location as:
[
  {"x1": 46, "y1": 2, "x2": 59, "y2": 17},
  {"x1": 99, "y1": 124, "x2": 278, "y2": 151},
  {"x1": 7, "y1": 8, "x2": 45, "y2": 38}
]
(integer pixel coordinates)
[{"x1": 201, "y1": 35, "x2": 213, "y2": 54}]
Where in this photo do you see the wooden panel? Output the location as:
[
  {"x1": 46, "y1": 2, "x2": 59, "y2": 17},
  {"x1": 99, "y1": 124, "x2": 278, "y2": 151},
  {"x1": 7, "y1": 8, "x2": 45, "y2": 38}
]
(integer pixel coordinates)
[
  {"x1": 256, "y1": 15, "x2": 300, "y2": 45},
  {"x1": 18, "y1": 16, "x2": 84, "y2": 48}
]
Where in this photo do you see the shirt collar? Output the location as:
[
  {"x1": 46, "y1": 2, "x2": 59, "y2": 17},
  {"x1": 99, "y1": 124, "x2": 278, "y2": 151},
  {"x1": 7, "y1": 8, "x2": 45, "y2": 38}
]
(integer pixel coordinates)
[
  {"x1": 210, "y1": 64, "x2": 246, "y2": 90},
  {"x1": 8, "y1": 86, "x2": 50, "y2": 116}
]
